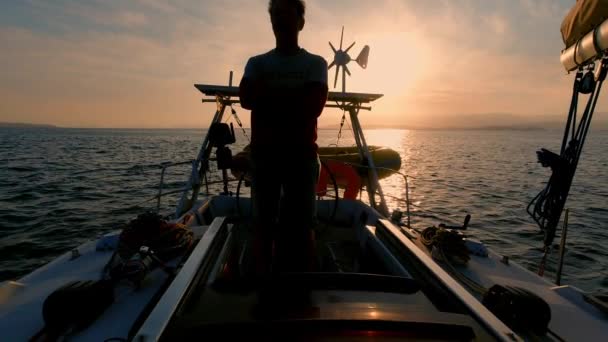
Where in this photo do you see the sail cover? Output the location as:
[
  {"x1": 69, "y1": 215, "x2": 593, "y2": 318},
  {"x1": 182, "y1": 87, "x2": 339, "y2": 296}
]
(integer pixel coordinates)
[
  {"x1": 561, "y1": 0, "x2": 608, "y2": 48},
  {"x1": 560, "y1": 0, "x2": 608, "y2": 71}
]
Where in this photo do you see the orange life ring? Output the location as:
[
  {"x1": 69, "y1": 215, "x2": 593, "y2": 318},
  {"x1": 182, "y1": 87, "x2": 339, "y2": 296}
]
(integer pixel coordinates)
[{"x1": 316, "y1": 160, "x2": 361, "y2": 200}]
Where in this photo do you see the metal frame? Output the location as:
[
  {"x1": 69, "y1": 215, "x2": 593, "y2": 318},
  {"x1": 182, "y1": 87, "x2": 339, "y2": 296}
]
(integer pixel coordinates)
[
  {"x1": 176, "y1": 80, "x2": 390, "y2": 218},
  {"x1": 175, "y1": 97, "x2": 233, "y2": 217}
]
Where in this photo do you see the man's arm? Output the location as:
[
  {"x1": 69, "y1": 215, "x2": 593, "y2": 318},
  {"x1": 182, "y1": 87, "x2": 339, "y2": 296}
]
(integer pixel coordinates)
[
  {"x1": 265, "y1": 80, "x2": 327, "y2": 118},
  {"x1": 302, "y1": 56, "x2": 329, "y2": 118},
  {"x1": 239, "y1": 77, "x2": 258, "y2": 110},
  {"x1": 301, "y1": 81, "x2": 328, "y2": 118},
  {"x1": 240, "y1": 55, "x2": 328, "y2": 115},
  {"x1": 239, "y1": 57, "x2": 265, "y2": 110}
]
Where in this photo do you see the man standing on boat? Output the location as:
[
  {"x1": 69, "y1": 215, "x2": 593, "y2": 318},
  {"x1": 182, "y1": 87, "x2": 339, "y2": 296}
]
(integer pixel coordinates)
[{"x1": 239, "y1": 0, "x2": 328, "y2": 275}]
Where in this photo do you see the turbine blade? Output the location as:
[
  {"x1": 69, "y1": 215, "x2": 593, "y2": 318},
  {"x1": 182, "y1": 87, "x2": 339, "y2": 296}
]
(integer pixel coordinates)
[
  {"x1": 334, "y1": 66, "x2": 340, "y2": 88},
  {"x1": 329, "y1": 42, "x2": 337, "y2": 54},
  {"x1": 356, "y1": 45, "x2": 370, "y2": 69},
  {"x1": 340, "y1": 26, "x2": 344, "y2": 50},
  {"x1": 344, "y1": 64, "x2": 351, "y2": 76},
  {"x1": 328, "y1": 61, "x2": 335, "y2": 70},
  {"x1": 345, "y1": 41, "x2": 356, "y2": 53}
]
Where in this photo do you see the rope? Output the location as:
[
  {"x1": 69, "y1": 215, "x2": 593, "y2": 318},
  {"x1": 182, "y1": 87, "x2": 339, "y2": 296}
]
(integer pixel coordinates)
[
  {"x1": 420, "y1": 226, "x2": 471, "y2": 264},
  {"x1": 419, "y1": 226, "x2": 487, "y2": 295},
  {"x1": 336, "y1": 109, "x2": 347, "y2": 146},
  {"x1": 538, "y1": 247, "x2": 550, "y2": 277},
  {"x1": 231, "y1": 106, "x2": 250, "y2": 142},
  {"x1": 528, "y1": 58, "x2": 608, "y2": 248},
  {"x1": 117, "y1": 213, "x2": 193, "y2": 260},
  {"x1": 104, "y1": 212, "x2": 193, "y2": 285}
]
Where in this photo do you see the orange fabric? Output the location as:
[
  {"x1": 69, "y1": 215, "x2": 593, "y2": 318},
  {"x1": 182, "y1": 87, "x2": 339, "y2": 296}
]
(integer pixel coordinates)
[
  {"x1": 561, "y1": 0, "x2": 608, "y2": 47},
  {"x1": 316, "y1": 161, "x2": 361, "y2": 200}
]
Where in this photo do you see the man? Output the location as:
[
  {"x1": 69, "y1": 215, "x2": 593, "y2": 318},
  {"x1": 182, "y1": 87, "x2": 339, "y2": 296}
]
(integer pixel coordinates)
[{"x1": 239, "y1": 0, "x2": 328, "y2": 275}]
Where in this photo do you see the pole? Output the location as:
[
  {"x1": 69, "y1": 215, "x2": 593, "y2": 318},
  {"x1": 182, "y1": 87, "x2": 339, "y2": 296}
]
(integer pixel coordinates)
[
  {"x1": 405, "y1": 176, "x2": 411, "y2": 227},
  {"x1": 348, "y1": 105, "x2": 389, "y2": 216}
]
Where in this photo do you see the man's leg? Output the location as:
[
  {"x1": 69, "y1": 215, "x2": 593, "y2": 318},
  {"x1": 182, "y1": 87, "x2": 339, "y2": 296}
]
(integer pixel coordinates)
[
  {"x1": 276, "y1": 155, "x2": 320, "y2": 272},
  {"x1": 251, "y1": 156, "x2": 281, "y2": 276}
]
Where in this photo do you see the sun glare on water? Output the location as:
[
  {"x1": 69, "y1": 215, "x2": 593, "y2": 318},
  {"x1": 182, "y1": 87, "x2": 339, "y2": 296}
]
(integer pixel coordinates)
[{"x1": 365, "y1": 129, "x2": 406, "y2": 153}]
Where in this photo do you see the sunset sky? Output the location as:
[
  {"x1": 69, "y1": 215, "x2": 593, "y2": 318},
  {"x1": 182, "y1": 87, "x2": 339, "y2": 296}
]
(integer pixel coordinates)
[{"x1": 1, "y1": 0, "x2": 605, "y2": 128}]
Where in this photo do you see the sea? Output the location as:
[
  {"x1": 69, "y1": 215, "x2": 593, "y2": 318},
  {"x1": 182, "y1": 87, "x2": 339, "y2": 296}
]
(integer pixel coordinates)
[{"x1": 1, "y1": 127, "x2": 607, "y2": 294}]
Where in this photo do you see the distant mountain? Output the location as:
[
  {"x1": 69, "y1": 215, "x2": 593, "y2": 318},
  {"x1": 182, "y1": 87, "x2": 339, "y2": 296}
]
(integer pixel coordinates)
[
  {"x1": 320, "y1": 112, "x2": 608, "y2": 131},
  {"x1": 0, "y1": 122, "x2": 58, "y2": 128}
]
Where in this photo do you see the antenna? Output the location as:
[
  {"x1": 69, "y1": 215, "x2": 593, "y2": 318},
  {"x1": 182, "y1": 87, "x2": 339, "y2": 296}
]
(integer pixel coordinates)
[{"x1": 328, "y1": 26, "x2": 370, "y2": 93}]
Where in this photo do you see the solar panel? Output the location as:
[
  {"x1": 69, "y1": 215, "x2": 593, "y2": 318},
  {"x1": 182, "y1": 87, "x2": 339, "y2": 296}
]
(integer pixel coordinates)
[{"x1": 194, "y1": 84, "x2": 383, "y2": 103}]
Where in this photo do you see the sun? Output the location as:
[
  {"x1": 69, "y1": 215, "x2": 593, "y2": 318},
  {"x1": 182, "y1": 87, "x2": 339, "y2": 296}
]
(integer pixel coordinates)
[{"x1": 353, "y1": 32, "x2": 430, "y2": 97}]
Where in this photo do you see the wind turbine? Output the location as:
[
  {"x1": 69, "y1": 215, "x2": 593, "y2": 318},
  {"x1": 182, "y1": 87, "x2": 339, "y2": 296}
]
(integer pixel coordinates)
[{"x1": 328, "y1": 26, "x2": 370, "y2": 93}]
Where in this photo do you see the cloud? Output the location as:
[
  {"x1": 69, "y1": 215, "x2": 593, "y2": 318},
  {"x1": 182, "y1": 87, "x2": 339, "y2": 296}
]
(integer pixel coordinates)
[
  {"x1": 0, "y1": 0, "x2": 597, "y2": 128},
  {"x1": 112, "y1": 11, "x2": 148, "y2": 27},
  {"x1": 519, "y1": 0, "x2": 569, "y2": 18},
  {"x1": 134, "y1": 0, "x2": 178, "y2": 14},
  {"x1": 484, "y1": 14, "x2": 509, "y2": 36}
]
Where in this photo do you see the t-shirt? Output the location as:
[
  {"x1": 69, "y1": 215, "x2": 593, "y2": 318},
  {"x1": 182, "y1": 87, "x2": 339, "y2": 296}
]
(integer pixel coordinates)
[
  {"x1": 241, "y1": 48, "x2": 328, "y2": 157},
  {"x1": 244, "y1": 48, "x2": 328, "y2": 88}
]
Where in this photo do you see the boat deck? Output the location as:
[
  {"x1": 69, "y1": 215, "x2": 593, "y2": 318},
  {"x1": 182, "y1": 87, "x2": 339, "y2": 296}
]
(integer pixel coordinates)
[
  {"x1": 409, "y1": 227, "x2": 608, "y2": 341},
  {"x1": 159, "y1": 217, "x2": 496, "y2": 341}
]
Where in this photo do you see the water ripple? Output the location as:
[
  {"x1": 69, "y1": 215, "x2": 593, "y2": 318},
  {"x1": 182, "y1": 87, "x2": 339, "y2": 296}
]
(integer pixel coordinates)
[{"x1": 0, "y1": 127, "x2": 606, "y2": 295}]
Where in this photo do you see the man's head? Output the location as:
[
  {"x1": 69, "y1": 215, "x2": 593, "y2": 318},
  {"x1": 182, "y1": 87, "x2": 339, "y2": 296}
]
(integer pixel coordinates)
[{"x1": 268, "y1": 0, "x2": 305, "y2": 42}]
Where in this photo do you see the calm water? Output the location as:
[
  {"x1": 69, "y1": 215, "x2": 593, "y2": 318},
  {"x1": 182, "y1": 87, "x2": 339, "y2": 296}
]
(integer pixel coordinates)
[{"x1": 1, "y1": 127, "x2": 607, "y2": 294}]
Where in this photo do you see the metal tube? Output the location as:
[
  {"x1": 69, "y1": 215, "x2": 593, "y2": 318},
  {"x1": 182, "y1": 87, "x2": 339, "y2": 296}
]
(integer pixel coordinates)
[
  {"x1": 348, "y1": 106, "x2": 389, "y2": 216},
  {"x1": 342, "y1": 68, "x2": 346, "y2": 94},
  {"x1": 556, "y1": 209, "x2": 570, "y2": 285},
  {"x1": 326, "y1": 104, "x2": 372, "y2": 110},
  {"x1": 348, "y1": 107, "x2": 372, "y2": 207},
  {"x1": 561, "y1": 19, "x2": 608, "y2": 71}
]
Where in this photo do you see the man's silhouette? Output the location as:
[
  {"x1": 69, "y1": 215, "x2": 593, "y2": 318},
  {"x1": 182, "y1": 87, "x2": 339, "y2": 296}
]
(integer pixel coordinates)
[{"x1": 239, "y1": 0, "x2": 328, "y2": 275}]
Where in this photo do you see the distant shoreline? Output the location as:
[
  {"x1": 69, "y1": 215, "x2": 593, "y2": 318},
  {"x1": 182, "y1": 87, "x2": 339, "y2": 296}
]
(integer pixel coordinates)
[
  {"x1": 2, "y1": 123, "x2": 607, "y2": 131},
  {"x1": 0, "y1": 122, "x2": 57, "y2": 128}
]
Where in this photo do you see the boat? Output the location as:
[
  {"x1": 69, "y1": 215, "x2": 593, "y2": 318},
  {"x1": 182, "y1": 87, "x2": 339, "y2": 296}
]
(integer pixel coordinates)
[
  {"x1": 230, "y1": 145, "x2": 402, "y2": 186},
  {"x1": 2, "y1": 6, "x2": 608, "y2": 340}
]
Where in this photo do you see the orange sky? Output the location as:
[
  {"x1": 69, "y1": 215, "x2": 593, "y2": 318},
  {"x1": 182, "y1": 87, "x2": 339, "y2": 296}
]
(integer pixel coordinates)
[{"x1": 1, "y1": 0, "x2": 606, "y2": 128}]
